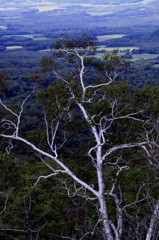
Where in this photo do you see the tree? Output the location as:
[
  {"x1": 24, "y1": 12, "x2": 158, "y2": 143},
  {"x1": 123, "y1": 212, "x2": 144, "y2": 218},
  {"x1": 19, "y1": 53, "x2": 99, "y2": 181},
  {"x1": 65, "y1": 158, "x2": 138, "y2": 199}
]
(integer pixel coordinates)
[
  {"x1": 140, "y1": 117, "x2": 159, "y2": 240},
  {"x1": 0, "y1": 35, "x2": 157, "y2": 239}
]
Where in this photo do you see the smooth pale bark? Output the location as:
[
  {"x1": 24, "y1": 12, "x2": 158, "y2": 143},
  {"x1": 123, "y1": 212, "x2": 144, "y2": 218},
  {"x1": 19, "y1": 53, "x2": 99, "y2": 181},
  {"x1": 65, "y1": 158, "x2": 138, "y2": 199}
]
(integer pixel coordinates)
[
  {"x1": 77, "y1": 102, "x2": 114, "y2": 239},
  {"x1": 97, "y1": 165, "x2": 113, "y2": 240},
  {"x1": 146, "y1": 199, "x2": 159, "y2": 240}
]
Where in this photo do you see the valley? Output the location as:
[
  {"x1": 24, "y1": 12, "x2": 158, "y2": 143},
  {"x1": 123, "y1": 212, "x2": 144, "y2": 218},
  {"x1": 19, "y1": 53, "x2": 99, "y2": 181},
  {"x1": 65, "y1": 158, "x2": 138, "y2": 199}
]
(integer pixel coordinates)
[{"x1": 0, "y1": 0, "x2": 159, "y2": 94}]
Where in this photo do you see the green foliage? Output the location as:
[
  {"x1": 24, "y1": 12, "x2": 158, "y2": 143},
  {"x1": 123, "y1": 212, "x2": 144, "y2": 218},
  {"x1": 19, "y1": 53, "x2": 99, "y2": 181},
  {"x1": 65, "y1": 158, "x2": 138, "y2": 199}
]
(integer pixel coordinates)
[
  {"x1": 0, "y1": 71, "x2": 8, "y2": 94},
  {"x1": 134, "y1": 85, "x2": 159, "y2": 118},
  {"x1": 0, "y1": 153, "x2": 101, "y2": 239},
  {"x1": 41, "y1": 57, "x2": 55, "y2": 72},
  {"x1": 38, "y1": 81, "x2": 72, "y2": 118},
  {"x1": 102, "y1": 50, "x2": 131, "y2": 72},
  {"x1": 1, "y1": 33, "x2": 159, "y2": 239},
  {"x1": 54, "y1": 33, "x2": 96, "y2": 50}
]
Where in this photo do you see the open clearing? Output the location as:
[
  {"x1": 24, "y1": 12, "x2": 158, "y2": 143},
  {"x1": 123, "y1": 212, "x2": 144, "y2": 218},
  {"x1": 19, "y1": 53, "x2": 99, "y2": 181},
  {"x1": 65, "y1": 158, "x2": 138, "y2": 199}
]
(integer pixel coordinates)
[
  {"x1": 3, "y1": 34, "x2": 51, "y2": 40},
  {"x1": 95, "y1": 49, "x2": 159, "y2": 60},
  {"x1": 88, "y1": 12, "x2": 114, "y2": 16},
  {"x1": 33, "y1": 37, "x2": 51, "y2": 41},
  {"x1": 98, "y1": 45, "x2": 139, "y2": 51},
  {"x1": 40, "y1": 49, "x2": 52, "y2": 52},
  {"x1": 36, "y1": 6, "x2": 63, "y2": 12},
  {"x1": 153, "y1": 64, "x2": 159, "y2": 68},
  {"x1": 0, "y1": 7, "x2": 17, "y2": 10},
  {"x1": 132, "y1": 53, "x2": 159, "y2": 61},
  {"x1": 97, "y1": 34, "x2": 126, "y2": 41},
  {"x1": 6, "y1": 46, "x2": 24, "y2": 50},
  {"x1": 80, "y1": 4, "x2": 112, "y2": 8},
  {"x1": 141, "y1": 0, "x2": 155, "y2": 4},
  {"x1": 0, "y1": 26, "x2": 7, "y2": 30}
]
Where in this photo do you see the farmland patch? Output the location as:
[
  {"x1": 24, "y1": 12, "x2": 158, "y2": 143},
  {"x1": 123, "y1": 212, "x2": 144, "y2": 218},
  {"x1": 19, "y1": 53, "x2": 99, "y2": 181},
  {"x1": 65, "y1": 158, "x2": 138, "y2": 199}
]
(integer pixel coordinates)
[
  {"x1": 88, "y1": 12, "x2": 114, "y2": 16},
  {"x1": 97, "y1": 34, "x2": 126, "y2": 41},
  {"x1": 6, "y1": 46, "x2": 24, "y2": 50},
  {"x1": 132, "y1": 53, "x2": 159, "y2": 61},
  {"x1": 0, "y1": 26, "x2": 7, "y2": 30}
]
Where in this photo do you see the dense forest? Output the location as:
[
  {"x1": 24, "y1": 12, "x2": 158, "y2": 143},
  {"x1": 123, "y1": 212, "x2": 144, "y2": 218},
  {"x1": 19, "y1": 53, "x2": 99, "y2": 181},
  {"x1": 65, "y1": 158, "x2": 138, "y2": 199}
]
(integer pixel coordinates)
[{"x1": 1, "y1": 1, "x2": 159, "y2": 240}]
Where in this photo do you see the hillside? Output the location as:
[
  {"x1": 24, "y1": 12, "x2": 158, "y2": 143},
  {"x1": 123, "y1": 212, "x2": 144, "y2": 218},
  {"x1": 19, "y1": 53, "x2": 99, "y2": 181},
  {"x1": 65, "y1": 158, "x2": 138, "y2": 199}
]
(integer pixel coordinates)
[{"x1": 0, "y1": 0, "x2": 159, "y2": 29}]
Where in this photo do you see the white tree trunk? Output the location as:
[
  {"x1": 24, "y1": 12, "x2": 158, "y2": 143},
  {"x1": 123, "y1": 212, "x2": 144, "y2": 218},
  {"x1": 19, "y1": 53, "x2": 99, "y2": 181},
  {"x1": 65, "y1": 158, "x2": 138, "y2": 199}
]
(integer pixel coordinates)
[
  {"x1": 98, "y1": 174, "x2": 114, "y2": 240},
  {"x1": 96, "y1": 144, "x2": 114, "y2": 240},
  {"x1": 146, "y1": 199, "x2": 159, "y2": 240}
]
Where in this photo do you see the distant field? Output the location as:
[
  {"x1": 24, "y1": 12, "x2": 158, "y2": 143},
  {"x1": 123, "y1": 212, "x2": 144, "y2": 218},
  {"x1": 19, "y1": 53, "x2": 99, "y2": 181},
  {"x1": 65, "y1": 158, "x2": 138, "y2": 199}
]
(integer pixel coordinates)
[
  {"x1": 97, "y1": 34, "x2": 126, "y2": 41},
  {"x1": 153, "y1": 64, "x2": 159, "y2": 68},
  {"x1": 3, "y1": 34, "x2": 51, "y2": 40},
  {"x1": 33, "y1": 37, "x2": 52, "y2": 41},
  {"x1": 40, "y1": 49, "x2": 52, "y2": 52},
  {"x1": 0, "y1": 26, "x2": 7, "y2": 30},
  {"x1": 3, "y1": 34, "x2": 34, "y2": 38},
  {"x1": 142, "y1": 0, "x2": 154, "y2": 3},
  {"x1": 0, "y1": 7, "x2": 17, "y2": 10},
  {"x1": 2, "y1": 16, "x2": 21, "y2": 19},
  {"x1": 98, "y1": 45, "x2": 139, "y2": 51},
  {"x1": 132, "y1": 53, "x2": 159, "y2": 61},
  {"x1": 88, "y1": 12, "x2": 114, "y2": 16},
  {"x1": 80, "y1": 4, "x2": 111, "y2": 8},
  {"x1": 36, "y1": 6, "x2": 63, "y2": 12},
  {"x1": 6, "y1": 46, "x2": 24, "y2": 50}
]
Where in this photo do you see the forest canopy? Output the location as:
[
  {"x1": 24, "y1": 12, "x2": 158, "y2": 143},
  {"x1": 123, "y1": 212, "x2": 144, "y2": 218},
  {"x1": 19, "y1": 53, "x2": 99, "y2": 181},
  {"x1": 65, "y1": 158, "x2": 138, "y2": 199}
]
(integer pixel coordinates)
[{"x1": 0, "y1": 36, "x2": 159, "y2": 239}]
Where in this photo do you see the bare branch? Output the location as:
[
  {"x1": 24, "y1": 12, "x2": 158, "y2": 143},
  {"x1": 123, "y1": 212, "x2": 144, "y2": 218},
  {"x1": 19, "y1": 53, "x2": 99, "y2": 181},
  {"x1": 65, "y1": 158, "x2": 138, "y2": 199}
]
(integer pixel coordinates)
[
  {"x1": 111, "y1": 110, "x2": 145, "y2": 122},
  {"x1": 49, "y1": 232, "x2": 75, "y2": 240},
  {"x1": 0, "y1": 134, "x2": 99, "y2": 198},
  {"x1": 0, "y1": 87, "x2": 35, "y2": 137},
  {"x1": 103, "y1": 142, "x2": 148, "y2": 160},
  {"x1": 122, "y1": 184, "x2": 146, "y2": 211},
  {"x1": 146, "y1": 199, "x2": 159, "y2": 240},
  {"x1": 85, "y1": 81, "x2": 113, "y2": 90},
  {"x1": 0, "y1": 229, "x2": 26, "y2": 233},
  {"x1": 0, "y1": 99, "x2": 18, "y2": 118},
  {"x1": 33, "y1": 172, "x2": 66, "y2": 186},
  {"x1": 53, "y1": 71, "x2": 69, "y2": 85},
  {"x1": 0, "y1": 190, "x2": 11, "y2": 216}
]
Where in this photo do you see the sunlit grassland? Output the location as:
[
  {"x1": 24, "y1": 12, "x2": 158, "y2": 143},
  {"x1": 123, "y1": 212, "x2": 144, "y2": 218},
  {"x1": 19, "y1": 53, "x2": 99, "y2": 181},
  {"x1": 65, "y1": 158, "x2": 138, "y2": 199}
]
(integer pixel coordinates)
[
  {"x1": 97, "y1": 34, "x2": 126, "y2": 41},
  {"x1": 1, "y1": 16, "x2": 20, "y2": 19},
  {"x1": 0, "y1": 26, "x2": 7, "y2": 30},
  {"x1": 0, "y1": 7, "x2": 17, "y2": 10},
  {"x1": 98, "y1": 45, "x2": 139, "y2": 51},
  {"x1": 3, "y1": 34, "x2": 51, "y2": 40},
  {"x1": 153, "y1": 64, "x2": 159, "y2": 68},
  {"x1": 80, "y1": 4, "x2": 112, "y2": 8},
  {"x1": 35, "y1": 6, "x2": 64, "y2": 12},
  {"x1": 141, "y1": 0, "x2": 155, "y2": 4},
  {"x1": 132, "y1": 53, "x2": 159, "y2": 61},
  {"x1": 33, "y1": 37, "x2": 51, "y2": 41},
  {"x1": 95, "y1": 48, "x2": 159, "y2": 61},
  {"x1": 88, "y1": 12, "x2": 114, "y2": 16},
  {"x1": 6, "y1": 46, "x2": 24, "y2": 50}
]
